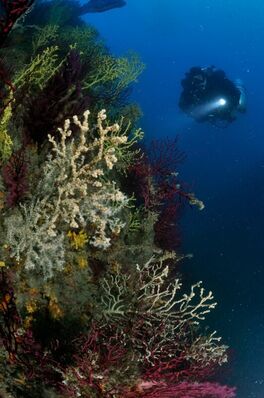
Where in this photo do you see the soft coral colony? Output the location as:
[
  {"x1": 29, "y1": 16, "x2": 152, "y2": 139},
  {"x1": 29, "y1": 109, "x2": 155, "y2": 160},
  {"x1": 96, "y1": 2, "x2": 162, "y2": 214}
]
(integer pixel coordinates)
[{"x1": 0, "y1": 1, "x2": 235, "y2": 397}]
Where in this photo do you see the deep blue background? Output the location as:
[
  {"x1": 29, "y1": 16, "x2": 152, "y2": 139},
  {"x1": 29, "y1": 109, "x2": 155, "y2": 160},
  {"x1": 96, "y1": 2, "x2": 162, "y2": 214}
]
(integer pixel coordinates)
[{"x1": 83, "y1": 1, "x2": 264, "y2": 396}]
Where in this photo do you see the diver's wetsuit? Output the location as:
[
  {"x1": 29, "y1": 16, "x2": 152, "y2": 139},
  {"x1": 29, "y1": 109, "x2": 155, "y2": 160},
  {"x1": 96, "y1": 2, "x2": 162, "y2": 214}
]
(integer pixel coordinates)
[{"x1": 179, "y1": 66, "x2": 241, "y2": 124}]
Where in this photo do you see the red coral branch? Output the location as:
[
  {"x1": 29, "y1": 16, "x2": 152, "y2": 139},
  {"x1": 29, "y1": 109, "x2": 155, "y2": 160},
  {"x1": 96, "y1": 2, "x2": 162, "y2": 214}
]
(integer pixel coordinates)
[
  {"x1": 129, "y1": 138, "x2": 185, "y2": 211},
  {"x1": 0, "y1": 269, "x2": 21, "y2": 361},
  {"x1": 146, "y1": 137, "x2": 186, "y2": 180},
  {"x1": 142, "y1": 352, "x2": 216, "y2": 385},
  {"x1": 128, "y1": 138, "x2": 195, "y2": 250},
  {"x1": 2, "y1": 148, "x2": 29, "y2": 207},
  {"x1": 130, "y1": 381, "x2": 236, "y2": 398},
  {"x1": 0, "y1": 0, "x2": 35, "y2": 44},
  {"x1": 0, "y1": 270, "x2": 58, "y2": 384},
  {"x1": 60, "y1": 323, "x2": 130, "y2": 397}
]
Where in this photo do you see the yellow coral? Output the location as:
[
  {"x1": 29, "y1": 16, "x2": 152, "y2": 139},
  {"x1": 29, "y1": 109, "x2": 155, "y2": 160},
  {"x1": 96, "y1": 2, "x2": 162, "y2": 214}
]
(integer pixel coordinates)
[
  {"x1": 14, "y1": 46, "x2": 62, "y2": 91},
  {"x1": 14, "y1": 372, "x2": 26, "y2": 385},
  {"x1": 49, "y1": 298, "x2": 63, "y2": 319},
  {"x1": 63, "y1": 263, "x2": 73, "y2": 275},
  {"x1": 29, "y1": 287, "x2": 39, "y2": 296},
  {"x1": 115, "y1": 52, "x2": 145, "y2": 92},
  {"x1": 0, "y1": 191, "x2": 5, "y2": 209},
  {"x1": 83, "y1": 52, "x2": 145, "y2": 95},
  {"x1": 32, "y1": 25, "x2": 59, "y2": 53},
  {"x1": 62, "y1": 26, "x2": 98, "y2": 54},
  {"x1": 77, "y1": 255, "x2": 88, "y2": 269},
  {"x1": 45, "y1": 289, "x2": 63, "y2": 319},
  {"x1": 110, "y1": 260, "x2": 121, "y2": 273},
  {"x1": 0, "y1": 103, "x2": 13, "y2": 163},
  {"x1": 24, "y1": 315, "x2": 33, "y2": 329},
  {"x1": 67, "y1": 230, "x2": 88, "y2": 250},
  {"x1": 4, "y1": 293, "x2": 11, "y2": 304},
  {"x1": 26, "y1": 301, "x2": 37, "y2": 314}
]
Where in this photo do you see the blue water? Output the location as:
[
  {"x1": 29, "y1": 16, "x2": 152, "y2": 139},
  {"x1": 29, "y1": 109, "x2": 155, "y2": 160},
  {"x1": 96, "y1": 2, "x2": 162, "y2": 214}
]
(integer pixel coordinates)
[{"x1": 83, "y1": 1, "x2": 264, "y2": 397}]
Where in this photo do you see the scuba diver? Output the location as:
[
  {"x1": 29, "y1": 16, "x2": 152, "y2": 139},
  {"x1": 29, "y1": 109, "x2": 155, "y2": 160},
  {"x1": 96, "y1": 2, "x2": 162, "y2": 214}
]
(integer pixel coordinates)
[{"x1": 179, "y1": 66, "x2": 246, "y2": 126}]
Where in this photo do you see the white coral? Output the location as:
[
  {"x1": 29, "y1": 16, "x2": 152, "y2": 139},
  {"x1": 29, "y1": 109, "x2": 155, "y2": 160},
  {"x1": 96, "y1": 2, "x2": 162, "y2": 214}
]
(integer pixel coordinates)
[
  {"x1": 5, "y1": 109, "x2": 130, "y2": 277},
  {"x1": 99, "y1": 252, "x2": 227, "y2": 366}
]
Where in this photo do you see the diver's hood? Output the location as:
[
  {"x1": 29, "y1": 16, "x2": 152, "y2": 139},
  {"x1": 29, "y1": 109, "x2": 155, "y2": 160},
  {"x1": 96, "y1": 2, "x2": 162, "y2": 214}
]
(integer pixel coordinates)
[{"x1": 235, "y1": 79, "x2": 247, "y2": 113}]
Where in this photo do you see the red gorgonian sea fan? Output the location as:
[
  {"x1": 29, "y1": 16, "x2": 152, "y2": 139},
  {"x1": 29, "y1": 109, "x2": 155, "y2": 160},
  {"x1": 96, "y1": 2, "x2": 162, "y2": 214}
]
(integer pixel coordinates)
[
  {"x1": 2, "y1": 148, "x2": 29, "y2": 207},
  {"x1": 128, "y1": 137, "x2": 186, "y2": 209},
  {"x1": 128, "y1": 137, "x2": 204, "y2": 250},
  {"x1": 0, "y1": 0, "x2": 35, "y2": 45},
  {"x1": 128, "y1": 380, "x2": 236, "y2": 398}
]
